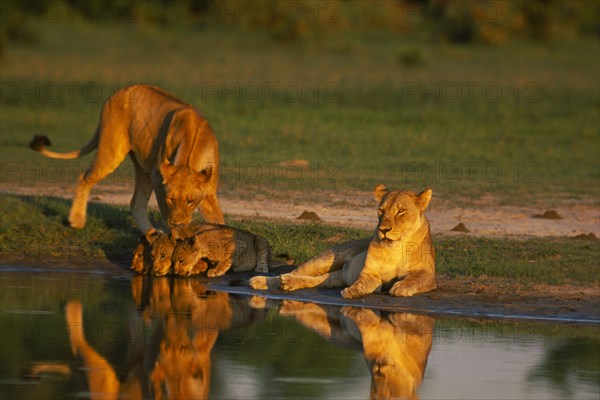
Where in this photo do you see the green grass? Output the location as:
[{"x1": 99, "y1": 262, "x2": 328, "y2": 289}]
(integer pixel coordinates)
[
  {"x1": 1, "y1": 193, "x2": 598, "y2": 286},
  {"x1": 0, "y1": 20, "x2": 598, "y2": 203}
]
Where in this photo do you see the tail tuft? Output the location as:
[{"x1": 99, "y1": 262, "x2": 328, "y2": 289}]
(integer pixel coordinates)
[{"x1": 30, "y1": 135, "x2": 52, "y2": 151}]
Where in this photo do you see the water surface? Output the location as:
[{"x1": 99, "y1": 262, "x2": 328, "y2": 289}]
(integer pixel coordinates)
[{"x1": 0, "y1": 271, "x2": 598, "y2": 399}]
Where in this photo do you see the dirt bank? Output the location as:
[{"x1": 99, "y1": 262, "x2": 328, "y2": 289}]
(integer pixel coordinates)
[
  {"x1": 2, "y1": 183, "x2": 599, "y2": 238},
  {"x1": 2, "y1": 260, "x2": 598, "y2": 324}
]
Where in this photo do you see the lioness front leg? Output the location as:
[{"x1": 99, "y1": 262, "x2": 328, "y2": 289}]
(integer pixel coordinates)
[
  {"x1": 130, "y1": 163, "x2": 154, "y2": 232},
  {"x1": 199, "y1": 191, "x2": 225, "y2": 224},
  {"x1": 70, "y1": 151, "x2": 127, "y2": 228},
  {"x1": 389, "y1": 269, "x2": 436, "y2": 297},
  {"x1": 341, "y1": 272, "x2": 382, "y2": 299}
]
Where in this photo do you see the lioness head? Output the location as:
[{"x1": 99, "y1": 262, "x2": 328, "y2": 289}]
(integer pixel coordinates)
[
  {"x1": 172, "y1": 239, "x2": 200, "y2": 277},
  {"x1": 146, "y1": 228, "x2": 176, "y2": 276},
  {"x1": 160, "y1": 160, "x2": 213, "y2": 227},
  {"x1": 131, "y1": 235, "x2": 152, "y2": 274},
  {"x1": 374, "y1": 185, "x2": 432, "y2": 242}
]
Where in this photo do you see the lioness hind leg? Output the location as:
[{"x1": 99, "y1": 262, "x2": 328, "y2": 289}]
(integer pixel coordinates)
[
  {"x1": 389, "y1": 270, "x2": 436, "y2": 297},
  {"x1": 289, "y1": 249, "x2": 339, "y2": 277},
  {"x1": 70, "y1": 154, "x2": 127, "y2": 229},
  {"x1": 280, "y1": 270, "x2": 344, "y2": 291}
]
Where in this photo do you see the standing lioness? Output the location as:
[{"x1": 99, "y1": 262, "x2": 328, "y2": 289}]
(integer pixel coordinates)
[
  {"x1": 30, "y1": 84, "x2": 224, "y2": 231},
  {"x1": 250, "y1": 185, "x2": 436, "y2": 298}
]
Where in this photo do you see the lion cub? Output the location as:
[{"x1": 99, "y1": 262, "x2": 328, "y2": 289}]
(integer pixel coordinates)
[
  {"x1": 131, "y1": 234, "x2": 152, "y2": 275},
  {"x1": 172, "y1": 225, "x2": 271, "y2": 277},
  {"x1": 250, "y1": 185, "x2": 436, "y2": 298},
  {"x1": 130, "y1": 224, "x2": 214, "y2": 276}
]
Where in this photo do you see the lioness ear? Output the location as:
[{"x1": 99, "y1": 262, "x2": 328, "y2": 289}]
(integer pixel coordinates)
[
  {"x1": 160, "y1": 160, "x2": 177, "y2": 184},
  {"x1": 374, "y1": 184, "x2": 389, "y2": 202},
  {"x1": 145, "y1": 228, "x2": 159, "y2": 244},
  {"x1": 194, "y1": 164, "x2": 213, "y2": 186},
  {"x1": 416, "y1": 188, "x2": 433, "y2": 212}
]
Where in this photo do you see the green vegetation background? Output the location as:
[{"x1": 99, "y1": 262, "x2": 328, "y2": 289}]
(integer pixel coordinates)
[{"x1": 1, "y1": 0, "x2": 599, "y2": 200}]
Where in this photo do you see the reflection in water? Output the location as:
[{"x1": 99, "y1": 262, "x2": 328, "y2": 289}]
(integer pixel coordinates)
[
  {"x1": 279, "y1": 301, "x2": 434, "y2": 400},
  {"x1": 1, "y1": 272, "x2": 598, "y2": 400},
  {"x1": 63, "y1": 277, "x2": 263, "y2": 399}
]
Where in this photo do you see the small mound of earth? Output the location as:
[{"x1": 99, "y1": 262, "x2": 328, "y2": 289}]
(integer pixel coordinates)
[
  {"x1": 450, "y1": 223, "x2": 471, "y2": 233},
  {"x1": 278, "y1": 159, "x2": 310, "y2": 168},
  {"x1": 574, "y1": 233, "x2": 598, "y2": 240},
  {"x1": 297, "y1": 210, "x2": 322, "y2": 221},
  {"x1": 532, "y1": 210, "x2": 562, "y2": 219}
]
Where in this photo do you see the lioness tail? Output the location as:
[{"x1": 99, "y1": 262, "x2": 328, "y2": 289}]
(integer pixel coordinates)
[{"x1": 30, "y1": 130, "x2": 99, "y2": 160}]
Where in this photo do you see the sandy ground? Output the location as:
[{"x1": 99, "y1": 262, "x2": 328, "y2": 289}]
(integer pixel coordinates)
[{"x1": 2, "y1": 182, "x2": 599, "y2": 238}]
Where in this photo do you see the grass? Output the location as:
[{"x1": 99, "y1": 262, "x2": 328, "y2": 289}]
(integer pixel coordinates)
[
  {"x1": 1, "y1": 193, "x2": 598, "y2": 286},
  {"x1": 0, "y1": 19, "x2": 598, "y2": 203}
]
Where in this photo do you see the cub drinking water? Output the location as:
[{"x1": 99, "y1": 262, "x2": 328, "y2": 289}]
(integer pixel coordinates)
[
  {"x1": 130, "y1": 223, "x2": 271, "y2": 278},
  {"x1": 172, "y1": 225, "x2": 271, "y2": 277}
]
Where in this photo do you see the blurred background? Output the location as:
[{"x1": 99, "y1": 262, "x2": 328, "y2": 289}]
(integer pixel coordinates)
[{"x1": 1, "y1": 0, "x2": 599, "y2": 202}]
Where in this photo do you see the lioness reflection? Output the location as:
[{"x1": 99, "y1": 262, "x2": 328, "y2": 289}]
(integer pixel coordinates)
[
  {"x1": 65, "y1": 277, "x2": 261, "y2": 399},
  {"x1": 279, "y1": 301, "x2": 434, "y2": 400}
]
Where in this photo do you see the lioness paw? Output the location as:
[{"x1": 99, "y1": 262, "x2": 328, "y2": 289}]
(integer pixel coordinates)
[
  {"x1": 249, "y1": 276, "x2": 268, "y2": 290},
  {"x1": 389, "y1": 282, "x2": 418, "y2": 297},
  {"x1": 68, "y1": 214, "x2": 86, "y2": 230},
  {"x1": 280, "y1": 274, "x2": 305, "y2": 291}
]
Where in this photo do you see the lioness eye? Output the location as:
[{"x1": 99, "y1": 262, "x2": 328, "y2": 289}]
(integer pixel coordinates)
[
  {"x1": 160, "y1": 253, "x2": 166, "y2": 260},
  {"x1": 187, "y1": 199, "x2": 195, "y2": 206},
  {"x1": 396, "y1": 209, "x2": 406, "y2": 216}
]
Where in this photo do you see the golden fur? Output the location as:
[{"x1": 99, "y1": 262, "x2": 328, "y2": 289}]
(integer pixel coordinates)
[
  {"x1": 250, "y1": 185, "x2": 436, "y2": 298},
  {"x1": 64, "y1": 278, "x2": 242, "y2": 399},
  {"x1": 130, "y1": 223, "x2": 215, "y2": 276},
  {"x1": 172, "y1": 225, "x2": 271, "y2": 277},
  {"x1": 130, "y1": 222, "x2": 270, "y2": 277},
  {"x1": 30, "y1": 84, "x2": 224, "y2": 231},
  {"x1": 279, "y1": 301, "x2": 434, "y2": 400}
]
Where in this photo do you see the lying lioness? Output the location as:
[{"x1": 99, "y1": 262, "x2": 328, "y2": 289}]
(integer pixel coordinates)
[
  {"x1": 30, "y1": 84, "x2": 224, "y2": 231},
  {"x1": 250, "y1": 185, "x2": 436, "y2": 298},
  {"x1": 171, "y1": 225, "x2": 271, "y2": 277}
]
